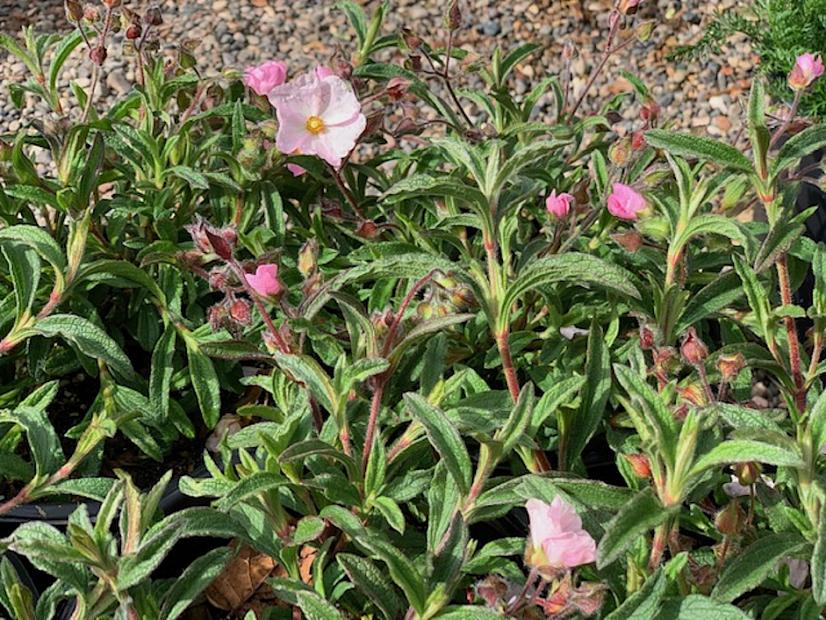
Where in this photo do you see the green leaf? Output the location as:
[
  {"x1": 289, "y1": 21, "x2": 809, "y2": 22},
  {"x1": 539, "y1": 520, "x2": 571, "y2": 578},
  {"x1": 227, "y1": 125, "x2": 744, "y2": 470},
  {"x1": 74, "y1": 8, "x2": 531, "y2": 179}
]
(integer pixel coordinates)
[
  {"x1": 3, "y1": 243, "x2": 40, "y2": 322},
  {"x1": 160, "y1": 548, "x2": 233, "y2": 620},
  {"x1": 645, "y1": 130, "x2": 753, "y2": 173},
  {"x1": 364, "y1": 539, "x2": 427, "y2": 614},
  {"x1": 2, "y1": 405, "x2": 63, "y2": 477},
  {"x1": 279, "y1": 439, "x2": 359, "y2": 480},
  {"x1": 660, "y1": 594, "x2": 751, "y2": 619},
  {"x1": 733, "y1": 256, "x2": 771, "y2": 338},
  {"x1": 292, "y1": 516, "x2": 326, "y2": 545},
  {"x1": 374, "y1": 496, "x2": 405, "y2": 534},
  {"x1": 604, "y1": 569, "x2": 666, "y2": 620},
  {"x1": 613, "y1": 364, "x2": 676, "y2": 456},
  {"x1": 149, "y1": 323, "x2": 176, "y2": 421},
  {"x1": 677, "y1": 271, "x2": 743, "y2": 332},
  {"x1": 337, "y1": 1, "x2": 368, "y2": 45},
  {"x1": 712, "y1": 533, "x2": 807, "y2": 602},
  {"x1": 753, "y1": 208, "x2": 813, "y2": 273},
  {"x1": 168, "y1": 166, "x2": 210, "y2": 190},
  {"x1": 502, "y1": 253, "x2": 640, "y2": 318},
  {"x1": 337, "y1": 553, "x2": 403, "y2": 620},
  {"x1": 48, "y1": 30, "x2": 83, "y2": 97},
  {"x1": 214, "y1": 471, "x2": 286, "y2": 511},
  {"x1": 184, "y1": 336, "x2": 221, "y2": 428},
  {"x1": 711, "y1": 403, "x2": 785, "y2": 435},
  {"x1": 433, "y1": 607, "x2": 506, "y2": 619},
  {"x1": 562, "y1": 321, "x2": 610, "y2": 468},
  {"x1": 294, "y1": 590, "x2": 343, "y2": 620},
  {"x1": 0, "y1": 225, "x2": 66, "y2": 274},
  {"x1": 495, "y1": 383, "x2": 534, "y2": 455},
  {"x1": 597, "y1": 488, "x2": 677, "y2": 568},
  {"x1": 774, "y1": 125, "x2": 826, "y2": 176},
  {"x1": 690, "y1": 440, "x2": 803, "y2": 478},
  {"x1": 404, "y1": 393, "x2": 472, "y2": 494},
  {"x1": 34, "y1": 314, "x2": 135, "y2": 382},
  {"x1": 274, "y1": 352, "x2": 336, "y2": 413},
  {"x1": 813, "y1": 503, "x2": 826, "y2": 605}
]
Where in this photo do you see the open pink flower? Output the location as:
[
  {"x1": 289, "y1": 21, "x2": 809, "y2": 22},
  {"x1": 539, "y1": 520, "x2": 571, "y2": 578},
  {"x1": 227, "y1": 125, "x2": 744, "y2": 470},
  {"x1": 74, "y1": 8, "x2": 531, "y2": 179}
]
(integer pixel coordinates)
[
  {"x1": 315, "y1": 65, "x2": 335, "y2": 79},
  {"x1": 246, "y1": 264, "x2": 284, "y2": 299},
  {"x1": 607, "y1": 183, "x2": 646, "y2": 221},
  {"x1": 546, "y1": 190, "x2": 574, "y2": 218},
  {"x1": 243, "y1": 61, "x2": 287, "y2": 96},
  {"x1": 268, "y1": 71, "x2": 366, "y2": 169},
  {"x1": 788, "y1": 53, "x2": 825, "y2": 91},
  {"x1": 525, "y1": 497, "x2": 596, "y2": 571}
]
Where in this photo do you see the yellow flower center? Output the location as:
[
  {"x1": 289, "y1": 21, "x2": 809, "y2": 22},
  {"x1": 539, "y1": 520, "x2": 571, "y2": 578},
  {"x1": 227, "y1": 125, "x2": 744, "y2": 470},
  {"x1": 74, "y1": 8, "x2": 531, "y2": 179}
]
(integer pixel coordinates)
[{"x1": 305, "y1": 115, "x2": 325, "y2": 135}]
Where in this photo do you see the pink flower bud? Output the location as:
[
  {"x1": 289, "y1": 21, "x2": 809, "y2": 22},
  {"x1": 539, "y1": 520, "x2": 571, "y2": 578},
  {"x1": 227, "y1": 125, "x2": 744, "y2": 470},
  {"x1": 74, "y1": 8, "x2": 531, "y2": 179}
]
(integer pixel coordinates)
[
  {"x1": 788, "y1": 53, "x2": 824, "y2": 91},
  {"x1": 246, "y1": 263, "x2": 284, "y2": 300},
  {"x1": 545, "y1": 190, "x2": 574, "y2": 218},
  {"x1": 525, "y1": 497, "x2": 596, "y2": 573},
  {"x1": 607, "y1": 183, "x2": 646, "y2": 220},
  {"x1": 243, "y1": 61, "x2": 288, "y2": 97}
]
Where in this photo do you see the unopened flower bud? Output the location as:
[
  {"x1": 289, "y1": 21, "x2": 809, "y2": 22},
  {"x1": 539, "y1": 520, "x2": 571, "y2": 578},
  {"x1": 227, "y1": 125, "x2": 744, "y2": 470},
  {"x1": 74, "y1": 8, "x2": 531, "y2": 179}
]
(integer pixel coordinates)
[
  {"x1": 640, "y1": 100, "x2": 660, "y2": 122},
  {"x1": 356, "y1": 220, "x2": 380, "y2": 239},
  {"x1": 298, "y1": 238, "x2": 319, "y2": 277},
  {"x1": 624, "y1": 453, "x2": 651, "y2": 478},
  {"x1": 639, "y1": 325, "x2": 655, "y2": 350},
  {"x1": 612, "y1": 230, "x2": 643, "y2": 252},
  {"x1": 680, "y1": 327, "x2": 709, "y2": 365},
  {"x1": 677, "y1": 383, "x2": 707, "y2": 407},
  {"x1": 208, "y1": 269, "x2": 228, "y2": 291},
  {"x1": 65, "y1": 0, "x2": 84, "y2": 21},
  {"x1": 417, "y1": 301, "x2": 434, "y2": 320},
  {"x1": 717, "y1": 352, "x2": 746, "y2": 383},
  {"x1": 229, "y1": 298, "x2": 252, "y2": 325},
  {"x1": 83, "y1": 3, "x2": 99, "y2": 21},
  {"x1": 631, "y1": 130, "x2": 646, "y2": 150},
  {"x1": 408, "y1": 54, "x2": 423, "y2": 72},
  {"x1": 402, "y1": 28, "x2": 422, "y2": 50},
  {"x1": 205, "y1": 228, "x2": 234, "y2": 260},
  {"x1": 207, "y1": 304, "x2": 227, "y2": 331},
  {"x1": 90, "y1": 45, "x2": 107, "y2": 65},
  {"x1": 636, "y1": 20, "x2": 655, "y2": 42},
  {"x1": 715, "y1": 501, "x2": 743, "y2": 536},
  {"x1": 618, "y1": 0, "x2": 642, "y2": 16},
  {"x1": 144, "y1": 5, "x2": 163, "y2": 26},
  {"x1": 608, "y1": 139, "x2": 631, "y2": 166},
  {"x1": 734, "y1": 461, "x2": 762, "y2": 486},
  {"x1": 126, "y1": 23, "x2": 142, "y2": 40},
  {"x1": 102, "y1": 0, "x2": 121, "y2": 7},
  {"x1": 451, "y1": 285, "x2": 475, "y2": 310},
  {"x1": 386, "y1": 77, "x2": 411, "y2": 101},
  {"x1": 562, "y1": 41, "x2": 576, "y2": 61},
  {"x1": 446, "y1": 0, "x2": 462, "y2": 30}
]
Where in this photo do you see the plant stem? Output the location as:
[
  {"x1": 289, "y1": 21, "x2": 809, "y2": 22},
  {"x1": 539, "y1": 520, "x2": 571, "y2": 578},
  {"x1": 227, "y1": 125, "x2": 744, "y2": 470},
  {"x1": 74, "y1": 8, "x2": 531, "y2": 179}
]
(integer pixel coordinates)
[
  {"x1": 496, "y1": 329, "x2": 520, "y2": 402},
  {"x1": 329, "y1": 165, "x2": 365, "y2": 219},
  {"x1": 568, "y1": 9, "x2": 622, "y2": 119},
  {"x1": 776, "y1": 255, "x2": 806, "y2": 412},
  {"x1": 770, "y1": 89, "x2": 803, "y2": 148}
]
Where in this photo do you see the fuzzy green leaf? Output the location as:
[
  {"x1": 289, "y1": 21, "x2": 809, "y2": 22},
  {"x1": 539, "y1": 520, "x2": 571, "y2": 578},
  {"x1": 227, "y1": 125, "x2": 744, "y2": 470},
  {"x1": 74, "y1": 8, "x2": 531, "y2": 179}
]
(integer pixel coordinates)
[{"x1": 645, "y1": 130, "x2": 753, "y2": 172}]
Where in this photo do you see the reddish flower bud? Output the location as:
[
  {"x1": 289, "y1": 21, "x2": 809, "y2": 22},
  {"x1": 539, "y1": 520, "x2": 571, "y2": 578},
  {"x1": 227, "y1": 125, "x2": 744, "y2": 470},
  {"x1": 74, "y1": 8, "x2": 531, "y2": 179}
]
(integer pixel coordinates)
[
  {"x1": 204, "y1": 228, "x2": 234, "y2": 260},
  {"x1": 144, "y1": 5, "x2": 163, "y2": 26},
  {"x1": 734, "y1": 461, "x2": 762, "y2": 486},
  {"x1": 446, "y1": 0, "x2": 462, "y2": 30},
  {"x1": 717, "y1": 352, "x2": 746, "y2": 383},
  {"x1": 356, "y1": 220, "x2": 380, "y2": 239},
  {"x1": 89, "y1": 46, "x2": 108, "y2": 65},
  {"x1": 82, "y1": 3, "x2": 99, "y2": 21},
  {"x1": 126, "y1": 23, "x2": 142, "y2": 40},
  {"x1": 386, "y1": 77, "x2": 411, "y2": 101},
  {"x1": 207, "y1": 304, "x2": 227, "y2": 331},
  {"x1": 624, "y1": 453, "x2": 651, "y2": 478},
  {"x1": 680, "y1": 327, "x2": 709, "y2": 365},
  {"x1": 639, "y1": 325, "x2": 655, "y2": 350},
  {"x1": 618, "y1": 0, "x2": 642, "y2": 16},
  {"x1": 631, "y1": 130, "x2": 646, "y2": 150},
  {"x1": 208, "y1": 269, "x2": 228, "y2": 291},
  {"x1": 677, "y1": 383, "x2": 707, "y2": 407},
  {"x1": 612, "y1": 230, "x2": 643, "y2": 252},
  {"x1": 715, "y1": 501, "x2": 743, "y2": 536},
  {"x1": 229, "y1": 298, "x2": 252, "y2": 325},
  {"x1": 102, "y1": 0, "x2": 121, "y2": 7},
  {"x1": 641, "y1": 100, "x2": 660, "y2": 122},
  {"x1": 402, "y1": 28, "x2": 422, "y2": 50},
  {"x1": 609, "y1": 139, "x2": 631, "y2": 166},
  {"x1": 65, "y1": 0, "x2": 84, "y2": 21}
]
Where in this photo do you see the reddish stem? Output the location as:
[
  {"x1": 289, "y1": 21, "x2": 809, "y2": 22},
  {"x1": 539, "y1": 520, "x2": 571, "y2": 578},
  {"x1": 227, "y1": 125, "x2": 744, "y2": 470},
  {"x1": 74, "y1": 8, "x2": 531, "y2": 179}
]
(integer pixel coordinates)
[{"x1": 777, "y1": 255, "x2": 806, "y2": 412}]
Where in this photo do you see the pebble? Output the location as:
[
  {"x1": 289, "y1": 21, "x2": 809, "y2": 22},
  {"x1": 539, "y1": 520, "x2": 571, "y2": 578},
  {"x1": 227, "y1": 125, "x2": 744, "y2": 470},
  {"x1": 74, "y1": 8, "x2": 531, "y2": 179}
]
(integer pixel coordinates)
[{"x1": 0, "y1": 0, "x2": 755, "y2": 144}]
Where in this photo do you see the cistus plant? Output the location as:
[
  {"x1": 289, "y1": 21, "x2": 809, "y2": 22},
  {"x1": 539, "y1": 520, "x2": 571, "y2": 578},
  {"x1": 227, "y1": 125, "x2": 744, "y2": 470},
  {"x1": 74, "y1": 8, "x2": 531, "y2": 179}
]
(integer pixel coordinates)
[{"x1": 3, "y1": 0, "x2": 826, "y2": 618}]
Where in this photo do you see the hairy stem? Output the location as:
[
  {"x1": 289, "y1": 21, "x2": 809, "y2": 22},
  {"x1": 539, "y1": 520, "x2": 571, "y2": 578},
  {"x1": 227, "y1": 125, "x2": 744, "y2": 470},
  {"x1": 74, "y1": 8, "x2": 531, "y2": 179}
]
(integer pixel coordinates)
[{"x1": 777, "y1": 255, "x2": 806, "y2": 412}]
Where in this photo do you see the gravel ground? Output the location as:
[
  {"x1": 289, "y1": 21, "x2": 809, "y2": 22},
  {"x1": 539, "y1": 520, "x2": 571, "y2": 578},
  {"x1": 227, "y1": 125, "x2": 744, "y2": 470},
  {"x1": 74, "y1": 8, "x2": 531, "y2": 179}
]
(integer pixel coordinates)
[{"x1": 1, "y1": 0, "x2": 754, "y2": 141}]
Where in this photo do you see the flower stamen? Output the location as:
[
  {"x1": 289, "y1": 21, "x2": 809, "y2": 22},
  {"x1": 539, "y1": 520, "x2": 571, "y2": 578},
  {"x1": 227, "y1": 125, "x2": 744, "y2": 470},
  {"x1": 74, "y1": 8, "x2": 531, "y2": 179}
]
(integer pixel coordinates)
[{"x1": 305, "y1": 115, "x2": 325, "y2": 135}]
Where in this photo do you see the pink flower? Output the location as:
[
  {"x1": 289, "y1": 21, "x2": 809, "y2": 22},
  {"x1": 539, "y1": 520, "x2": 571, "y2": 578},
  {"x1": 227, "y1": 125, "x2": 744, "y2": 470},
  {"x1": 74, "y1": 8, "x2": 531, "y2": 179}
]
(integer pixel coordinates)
[
  {"x1": 287, "y1": 162, "x2": 306, "y2": 177},
  {"x1": 525, "y1": 497, "x2": 596, "y2": 571},
  {"x1": 788, "y1": 53, "x2": 825, "y2": 91},
  {"x1": 546, "y1": 190, "x2": 574, "y2": 218},
  {"x1": 243, "y1": 61, "x2": 287, "y2": 97},
  {"x1": 607, "y1": 183, "x2": 646, "y2": 220},
  {"x1": 268, "y1": 71, "x2": 366, "y2": 169},
  {"x1": 246, "y1": 264, "x2": 284, "y2": 299}
]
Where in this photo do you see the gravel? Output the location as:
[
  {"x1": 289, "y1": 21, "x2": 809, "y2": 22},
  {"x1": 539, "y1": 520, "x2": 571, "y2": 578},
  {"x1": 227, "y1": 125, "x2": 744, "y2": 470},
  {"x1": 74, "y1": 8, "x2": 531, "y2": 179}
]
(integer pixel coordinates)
[{"x1": 1, "y1": 0, "x2": 755, "y2": 141}]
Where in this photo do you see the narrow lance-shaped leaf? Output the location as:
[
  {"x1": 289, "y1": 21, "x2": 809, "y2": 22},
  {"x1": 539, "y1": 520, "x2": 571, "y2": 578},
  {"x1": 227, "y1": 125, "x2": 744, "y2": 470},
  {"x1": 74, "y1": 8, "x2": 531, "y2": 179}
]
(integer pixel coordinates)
[
  {"x1": 645, "y1": 129, "x2": 754, "y2": 173},
  {"x1": 184, "y1": 335, "x2": 221, "y2": 428},
  {"x1": 404, "y1": 393, "x2": 472, "y2": 494}
]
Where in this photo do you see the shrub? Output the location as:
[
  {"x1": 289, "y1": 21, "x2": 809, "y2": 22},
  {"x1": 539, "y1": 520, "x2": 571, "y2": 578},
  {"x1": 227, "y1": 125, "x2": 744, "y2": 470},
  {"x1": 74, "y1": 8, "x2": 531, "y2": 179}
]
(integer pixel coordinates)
[{"x1": 1, "y1": 1, "x2": 826, "y2": 618}]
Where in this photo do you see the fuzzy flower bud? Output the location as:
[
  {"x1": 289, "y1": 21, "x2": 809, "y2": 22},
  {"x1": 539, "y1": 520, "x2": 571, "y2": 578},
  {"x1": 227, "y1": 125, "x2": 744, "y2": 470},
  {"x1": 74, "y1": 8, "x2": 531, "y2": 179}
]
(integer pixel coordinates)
[
  {"x1": 624, "y1": 453, "x2": 651, "y2": 478},
  {"x1": 680, "y1": 327, "x2": 709, "y2": 365},
  {"x1": 65, "y1": 0, "x2": 84, "y2": 21},
  {"x1": 717, "y1": 352, "x2": 746, "y2": 383},
  {"x1": 229, "y1": 298, "x2": 252, "y2": 325},
  {"x1": 788, "y1": 53, "x2": 824, "y2": 91},
  {"x1": 90, "y1": 46, "x2": 107, "y2": 65},
  {"x1": 144, "y1": 5, "x2": 163, "y2": 26}
]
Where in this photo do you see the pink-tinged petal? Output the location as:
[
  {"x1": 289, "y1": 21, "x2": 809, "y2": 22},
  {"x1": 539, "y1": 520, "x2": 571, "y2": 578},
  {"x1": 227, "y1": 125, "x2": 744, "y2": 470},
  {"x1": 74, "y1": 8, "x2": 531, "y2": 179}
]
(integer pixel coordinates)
[
  {"x1": 246, "y1": 264, "x2": 284, "y2": 298},
  {"x1": 526, "y1": 499, "x2": 555, "y2": 550},
  {"x1": 315, "y1": 114, "x2": 366, "y2": 168},
  {"x1": 789, "y1": 53, "x2": 825, "y2": 90},
  {"x1": 275, "y1": 116, "x2": 310, "y2": 155},
  {"x1": 244, "y1": 61, "x2": 287, "y2": 96},
  {"x1": 607, "y1": 182, "x2": 646, "y2": 220},
  {"x1": 287, "y1": 162, "x2": 306, "y2": 177},
  {"x1": 548, "y1": 495, "x2": 583, "y2": 533},
  {"x1": 315, "y1": 65, "x2": 335, "y2": 79},
  {"x1": 546, "y1": 190, "x2": 574, "y2": 218},
  {"x1": 318, "y1": 76, "x2": 363, "y2": 125}
]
